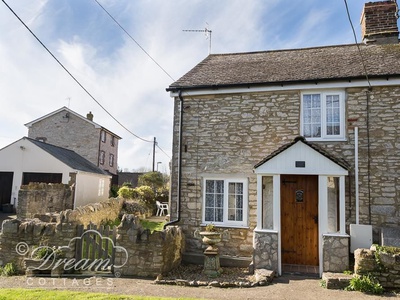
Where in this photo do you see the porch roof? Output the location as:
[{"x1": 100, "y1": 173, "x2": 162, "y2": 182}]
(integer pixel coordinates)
[{"x1": 254, "y1": 136, "x2": 350, "y2": 173}]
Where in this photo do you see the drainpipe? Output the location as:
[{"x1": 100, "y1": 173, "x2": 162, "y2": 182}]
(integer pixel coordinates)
[
  {"x1": 355, "y1": 126, "x2": 359, "y2": 224},
  {"x1": 164, "y1": 90, "x2": 183, "y2": 229}
]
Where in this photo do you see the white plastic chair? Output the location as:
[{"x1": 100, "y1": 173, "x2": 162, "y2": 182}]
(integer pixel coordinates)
[{"x1": 156, "y1": 201, "x2": 169, "y2": 216}]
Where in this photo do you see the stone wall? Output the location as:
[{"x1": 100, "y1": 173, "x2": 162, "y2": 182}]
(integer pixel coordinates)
[
  {"x1": 170, "y1": 86, "x2": 400, "y2": 262},
  {"x1": 17, "y1": 183, "x2": 73, "y2": 219},
  {"x1": 354, "y1": 247, "x2": 400, "y2": 289},
  {"x1": 253, "y1": 231, "x2": 278, "y2": 272},
  {"x1": 115, "y1": 214, "x2": 184, "y2": 277},
  {"x1": 322, "y1": 235, "x2": 349, "y2": 272},
  {"x1": 0, "y1": 199, "x2": 182, "y2": 277},
  {"x1": 28, "y1": 110, "x2": 100, "y2": 168}
]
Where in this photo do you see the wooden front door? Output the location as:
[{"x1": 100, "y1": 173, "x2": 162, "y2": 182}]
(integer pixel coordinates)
[{"x1": 281, "y1": 174, "x2": 319, "y2": 266}]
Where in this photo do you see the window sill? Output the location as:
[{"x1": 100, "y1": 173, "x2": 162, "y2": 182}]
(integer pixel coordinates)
[
  {"x1": 323, "y1": 233, "x2": 350, "y2": 238},
  {"x1": 200, "y1": 223, "x2": 249, "y2": 230},
  {"x1": 304, "y1": 137, "x2": 347, "y2": 142},
  {"x1": 254, "y1": 228, "x2": 278, "y2": 234}
]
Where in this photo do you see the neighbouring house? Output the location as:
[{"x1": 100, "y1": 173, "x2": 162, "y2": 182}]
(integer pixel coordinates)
[
  {"x1": 25, "y1": 107, "x2": 121, "y2": 180},
  {"x1": 166, "y1": 1, "x2": 400, "y2": 276},
  {"x1": 0, "y1": 137, "x2": 111, "y2": 211}
]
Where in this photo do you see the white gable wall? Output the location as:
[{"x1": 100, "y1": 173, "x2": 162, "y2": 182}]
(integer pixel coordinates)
[
  {"x1": 0, "y1": 138, "x2": 72, "y2": 207},
  {"x1": 255, "y1": 141, "x2": 348, "y2": 176},
  {"x1": 74, "y1": 172, "x2": 110, "y2": 208}
]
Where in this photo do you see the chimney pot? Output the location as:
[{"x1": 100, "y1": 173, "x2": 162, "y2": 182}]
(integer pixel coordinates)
[{"x1": 87, "y1": 111, "x2": 93, "y2": 121}]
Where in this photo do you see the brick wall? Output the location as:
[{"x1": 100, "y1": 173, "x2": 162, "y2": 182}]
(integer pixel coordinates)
[{"x1": 171, "y1": 86, "x2": 400, "y2": 259}]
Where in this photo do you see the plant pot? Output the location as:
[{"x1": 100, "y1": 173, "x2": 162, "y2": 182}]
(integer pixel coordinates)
[{"x1": 199, "y1": 231, "x2": 221, "y2": 254}]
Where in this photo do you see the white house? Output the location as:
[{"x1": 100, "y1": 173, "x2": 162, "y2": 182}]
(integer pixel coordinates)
[{"x1": 0, "y1": 137, "x2": 111, "y2": 210}]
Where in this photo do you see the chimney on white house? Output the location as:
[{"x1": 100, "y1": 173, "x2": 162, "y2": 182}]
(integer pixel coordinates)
[
  {"x1": 87, "y1": 111, "x2": 94, "y2": 121},
  {"x1": 360, "y1": 1, "x2": 399, "y2": 44}
]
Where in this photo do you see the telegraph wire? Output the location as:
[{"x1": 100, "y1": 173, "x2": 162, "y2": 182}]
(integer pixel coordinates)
[
  {"x1": 2, "y1": 0, "x2": 153, "y2": 144},
  {"x1": 343, "y1": 0, "x2": 372, "y2": 89},
  {"x1": 93, "y1": 0, "x2": 176, "y2": 83}
]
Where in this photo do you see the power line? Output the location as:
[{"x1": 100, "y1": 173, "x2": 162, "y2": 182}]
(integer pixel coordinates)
[
  {"x1": 343, "y1": 0, "x2": 372, "y2": 89},
  {"x1": 2, "y1": 0, "x2": 153, "y2": 144},
  {"x1": 93, "y1": 0, "x2": 176, "y2": 83}
]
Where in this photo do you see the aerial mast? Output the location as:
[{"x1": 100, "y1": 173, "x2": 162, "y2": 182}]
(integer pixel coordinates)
[{"x1": 183, "y1": 25, "x2": 212, "y2": 55}]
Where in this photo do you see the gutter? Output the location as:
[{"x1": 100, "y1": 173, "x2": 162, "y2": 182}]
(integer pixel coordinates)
[{"x1": 164, "y1": 90, "x2": 183, "y2": 229}]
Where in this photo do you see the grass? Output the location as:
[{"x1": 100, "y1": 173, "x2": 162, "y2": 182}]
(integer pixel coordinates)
[
  {"x1": 0, "y1": 289, "x2": 198, "y2": 300},
  {"x1": 139, "y1": 220, "x2": 165, "y2": 233}
]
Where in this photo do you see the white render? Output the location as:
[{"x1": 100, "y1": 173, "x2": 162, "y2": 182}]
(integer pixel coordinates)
[{"x1": 0, "y1": 138, "x2": 111, "y2": 208}]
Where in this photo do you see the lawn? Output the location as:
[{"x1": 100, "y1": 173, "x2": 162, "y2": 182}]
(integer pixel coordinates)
[{"x1": 0, "y1": 289, "x2": 197, "y2": 300}]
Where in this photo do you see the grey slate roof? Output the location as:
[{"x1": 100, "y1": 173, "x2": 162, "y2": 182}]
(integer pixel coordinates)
[
  {"x1": 167, "y1": 43, "x2": 400, "y2": 91},
  {"x1": 254, "y1": 136, "x2": 350, "y2": 170},
  {"x1": 26, "y1": 137, "x2": 109, "y2": 175}
]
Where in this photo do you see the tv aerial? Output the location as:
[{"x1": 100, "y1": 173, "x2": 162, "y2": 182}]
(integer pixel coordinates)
[{"x1": 183, "y1": 24, "x2": 212, "y2": 54}]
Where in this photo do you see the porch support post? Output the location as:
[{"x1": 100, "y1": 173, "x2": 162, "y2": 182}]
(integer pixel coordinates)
[
  {"x1": 256, "y1": 174, "x2": 263, "y2": 230},
  {"x1": 339, "y1": 176, "x2": 346, "y2": 234},
  {"x1": 273, "y1": 174, "x2": 281, "y2": 275}
]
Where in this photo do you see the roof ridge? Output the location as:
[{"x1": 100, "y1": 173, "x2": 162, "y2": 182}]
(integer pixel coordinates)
[{"x1": 208, "y1": 43, "x2": 362, "y2": 57}]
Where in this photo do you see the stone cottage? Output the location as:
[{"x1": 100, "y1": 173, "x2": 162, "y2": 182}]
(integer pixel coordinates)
[
  {"x1": 166, "y1": 1, "x2": 400, "y2": 276},
  {"x1": 25, "y1": 107, "x2": 121, "y2": 178}
]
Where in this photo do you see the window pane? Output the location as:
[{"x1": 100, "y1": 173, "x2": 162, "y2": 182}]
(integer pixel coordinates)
[
  {"x1": 326, "y1": 94, "x2": 341, "y2": 136},
  {"x1": 227, "y1": 182, "x2": 244, "y2": 222},
  {"x1": 262, "y1": 176, "x2": 274, "y2": 229},
  {"x1": 303, "y1": 94, "x2": 321, "y2": 138},
  {"x1": 216, "y1": 208, "x2": 223, "y2": 222},
  {"x1": 205, "y1": 208, "x2": 214, "y2": 222},
  {"x1": 205, "y1": 180, "x2": 224, "y2": 222},
  {"x1": 327, "y1": 177, "x2": 339, "y2": 233}
]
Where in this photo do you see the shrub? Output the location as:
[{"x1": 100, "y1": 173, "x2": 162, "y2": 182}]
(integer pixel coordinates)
[
  {"x1": 134, "y1": 186, "x2": 155, "y2": 208},
  {"x1": 117, "y1": 186, "x2": 135, "y2": 199},
  {"x1": 345, "y1": 274, "x2": 384, "y2": 294},
  {"x1": 1, "y1": 262, "x2": 18, "y2": 276}
]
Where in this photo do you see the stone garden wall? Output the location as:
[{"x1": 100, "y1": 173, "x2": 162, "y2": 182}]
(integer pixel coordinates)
[
  {"x1": 354, "y1": 247, "x2": 400, "y2": 289},
  {"x1": 322, "y1": 235, "x2": 349, "y2": 272},
  {"x1": 17, "y1": 183, "x2": 73, "y2": 219},
  {"x1": 0, "y1": 199, "x2": 183, "y2": 277}
]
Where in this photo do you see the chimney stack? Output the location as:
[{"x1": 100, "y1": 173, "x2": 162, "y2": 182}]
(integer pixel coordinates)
[
  {"x1": 361, "y1": 1, "x2": 399, "y2": 44},
  {"x1": 87, "y1": 111, "x2": 93, "y2": 121}
]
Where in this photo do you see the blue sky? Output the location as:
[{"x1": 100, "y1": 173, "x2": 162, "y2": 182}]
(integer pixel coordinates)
[{"x1": 0, "y1": 0, "x2": 397, "y2": 172}]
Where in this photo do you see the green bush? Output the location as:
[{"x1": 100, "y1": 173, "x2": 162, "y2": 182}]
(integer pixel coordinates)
[
  {"x1": 1, "y1": 262, "x2": 18, "y2": 276},
  {"x1": 134, "y1": 186, "x2": 155, "y2": 208},
  {"x1": 117, "y1": 186, "x2": 135, "y2": 199},
  {"x1": 345, "y1": 274, "x2": 384, "y2": 294}
]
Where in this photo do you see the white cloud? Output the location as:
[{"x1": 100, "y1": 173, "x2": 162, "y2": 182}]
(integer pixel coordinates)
[{"x1": 0, "y1": 0, "x2": 380, "y2": 171}]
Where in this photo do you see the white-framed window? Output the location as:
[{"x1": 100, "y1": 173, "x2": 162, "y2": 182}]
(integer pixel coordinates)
[
  {"x1": 301, "y1": 90, "x2": 346, "y2": 141},
  {"x1": 203, "y1": 178, "x2": 248, "y2": 227}
]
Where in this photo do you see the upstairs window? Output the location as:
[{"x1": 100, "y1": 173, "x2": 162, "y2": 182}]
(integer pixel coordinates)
[
  {"x1": 301, "y1": 91, "x2": 345, "y2": 141},
  {"x1": 203, "y1": 178, "x2": 248, "y2": 227},
  {"x1": 109, "y1": 154, "x2": 114, "y2": 167},
  {"x1": 111, "y1": 136, "x2": 115, "y2": 147},
  {"x1": 101, "y1": 131, "x2": 106, "y2": 143},
  {"x1": 99, "y1": 151, "x2": 105, "y2": 165}
]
